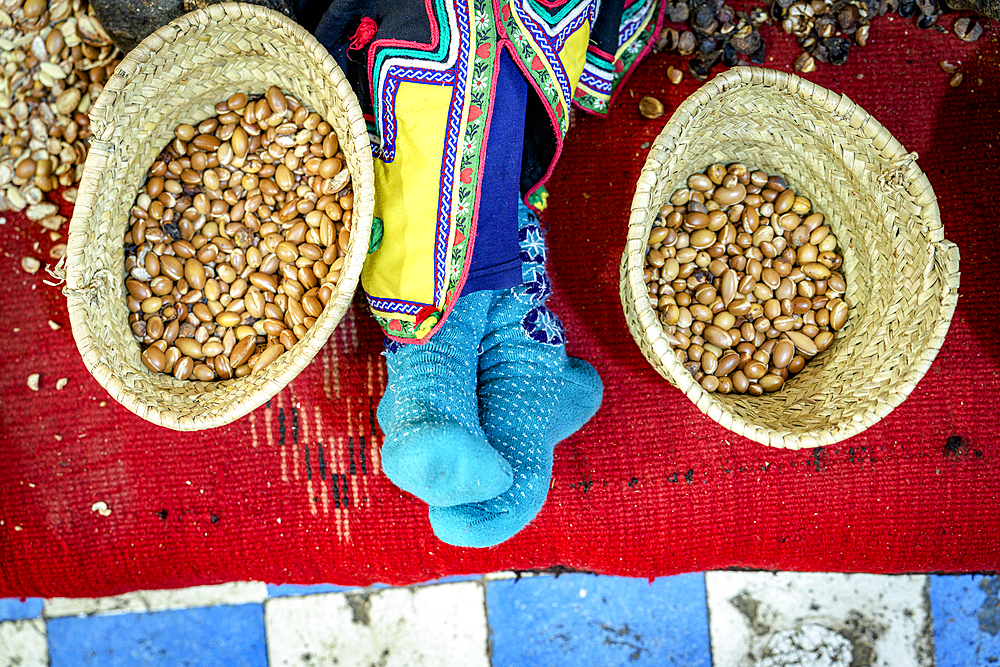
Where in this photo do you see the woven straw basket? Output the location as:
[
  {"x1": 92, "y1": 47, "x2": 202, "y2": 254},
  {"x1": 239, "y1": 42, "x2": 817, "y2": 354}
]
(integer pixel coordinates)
[
  {"x1": 620, "y1": 67, "x2": 960, "y2": 449},
  {"x1": 63, "y1": 3, "x2": 374, "y2": 430}
]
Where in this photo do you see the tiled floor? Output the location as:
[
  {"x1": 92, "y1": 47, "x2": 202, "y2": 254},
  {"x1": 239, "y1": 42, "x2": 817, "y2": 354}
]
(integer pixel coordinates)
[{"x1": 1, "y1": 572, "x2": 998, "y2": 666}]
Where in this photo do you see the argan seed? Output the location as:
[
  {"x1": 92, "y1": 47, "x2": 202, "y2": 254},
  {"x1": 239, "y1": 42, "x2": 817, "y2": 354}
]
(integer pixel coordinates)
[
  {"x1": 173, "y1": 356, "x2": 194, "y2": 380},
  {"x1": 21, "y1": 255, "x2": 41, "y2": 274},
  {"x1": 174, "y1": 337, "x2": 205, "y2": 360},
  {"x1": 703, "y1": 325, "x2": 732, "y2": 349},
  {"x1": 771, "y1": 339, "x2": 795, "y2": 368},
  {"x1": 202, "y1": 339, "x2": 225, "y2": 358},
  {"x1": 954, "y1": 17, "x2": 982, "y2": 42},
  {"x1": 639, "y1": 96, "x2": 664, "y2": 119},
  {"x1": 318, "y1": 157, "x2": 341, "y2": 179},
  {"x1": 230, "y1": 335, "x2": 256, "y2": 368},
  {"x1": 249, "y1": 272, "x2": 278, "y2": 293},
  {"x1": 770, "y1": 188, "x2": 791, "y2": 214},
  {"x1": 192, "y1": 134, "x2": 221, "y2": 151},
  {"x1": 802, "y1": 262, "x2": 831, "y2": 280},
  {"x1": 216, "y1": 311, "x2": 242, "y2": 328},
  {"x1": 275, "y1": 241, "x2": 299, "y2": 263},
  {"x1": 744, "y1": 360, "x2": 767, "y2": 380},
  {"x1": 266, "y1": 86, "x2": 287, "y2": 114},
  {"x1": 253, "y1": 344, "x2": 285, "y2": 373},
  {"x1": 275, "y1": 164, "x2": 294, "y2": 191},
  {"x1": 184, "y1": 258, "x2": 207, "y2": 290},
  {"x1": 785, "y1": 331, "x2": 819, "y2": 356},
  {"x1": 830, "y1": 300, "x2": 849, "y2": 331},
  {"x1": 142, "y1": 346, "x2": 166, "y2": 372},
  {"x1": 759, "y1": 374, "x2": 784, "y2": 392},
  {"x1": 302, "y1": 295, "x2": 323, "y2": 318}
]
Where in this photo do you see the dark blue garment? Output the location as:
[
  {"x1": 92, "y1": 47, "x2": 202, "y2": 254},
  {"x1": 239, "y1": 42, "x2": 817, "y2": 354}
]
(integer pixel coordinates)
[{"x1": 460, "y1": 48, "x2": 526, "y2": 296}]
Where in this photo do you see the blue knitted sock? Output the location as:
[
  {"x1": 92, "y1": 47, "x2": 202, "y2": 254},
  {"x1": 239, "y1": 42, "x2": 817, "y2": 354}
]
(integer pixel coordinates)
[
  {"x1": 429, "y1": 206, "x2": 603, "y2": 547},
  {"x1": 377, "y1": 291, "x2": 513, "y2": 507}
]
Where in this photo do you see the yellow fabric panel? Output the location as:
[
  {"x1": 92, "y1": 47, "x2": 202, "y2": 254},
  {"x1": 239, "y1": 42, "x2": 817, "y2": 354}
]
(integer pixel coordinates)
[
  {"x1": 559, "y1": 23, "x2": 591, "y2": 92},
  {"x1": 362, "y1": 81, "x2": 454, "y2": 307}
]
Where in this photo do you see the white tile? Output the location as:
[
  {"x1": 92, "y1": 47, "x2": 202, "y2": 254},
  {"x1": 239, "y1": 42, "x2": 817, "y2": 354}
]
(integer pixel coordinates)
[
  {"x1": 43, "y1": 581, "x2": 268, "y2": 617},
  {"x1": 265, "y1": 582, "x2": 490, "y2": 667},
  {"x1": 705, "y1": 572, "x2": 932, "y2": 667},
  {"x1": 483, "y1": 570, "x2": 544, "y2": 581},
  {"x1": 0, "y1": 618, "x2": 48, "y2": 667}
]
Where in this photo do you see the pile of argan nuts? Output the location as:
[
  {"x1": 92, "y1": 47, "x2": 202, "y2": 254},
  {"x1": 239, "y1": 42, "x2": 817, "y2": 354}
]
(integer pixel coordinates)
[
  {"x1": 0, "y1": 0, "x2": 120, "y2": 240},
  {"x1": 644, "y1": 163, "x2": 849, "y2": 395},
  {"x1": 652, "y1": 0, "x2": 984, "y2": 84},
  {"x1": 124, "y1": 86, "x2": 353, "y2": 382}
]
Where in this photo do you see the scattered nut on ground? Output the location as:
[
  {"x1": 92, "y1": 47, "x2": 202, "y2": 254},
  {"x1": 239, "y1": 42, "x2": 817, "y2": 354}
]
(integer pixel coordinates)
[
  {"x1": 21, "y1": 256, "x2": 41, "y2": 273},
  {"x1": 27, "y1": 373, "x2": 40, "y2": 390},
  {"x1": 639, "y1": 96, "x2": 665, "y2": 119},
  {"x1": 655, "y1": 0, "x2": 967, "y2": 81}
]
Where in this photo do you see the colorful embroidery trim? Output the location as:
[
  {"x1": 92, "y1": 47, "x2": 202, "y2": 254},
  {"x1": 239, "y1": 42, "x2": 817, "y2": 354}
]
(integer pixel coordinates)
[{"x1": 361, "y1": 0, "x2": 662, "y2": 341}]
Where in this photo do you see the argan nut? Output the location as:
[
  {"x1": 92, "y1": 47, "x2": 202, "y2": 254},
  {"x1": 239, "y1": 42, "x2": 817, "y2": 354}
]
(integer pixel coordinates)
[{"x1": 639, "y1": 96, "x2": 665, "y2": 119}]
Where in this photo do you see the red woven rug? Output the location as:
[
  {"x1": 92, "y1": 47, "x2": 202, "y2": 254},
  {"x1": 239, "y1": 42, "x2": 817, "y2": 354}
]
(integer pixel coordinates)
[{"x1": 1, "y1": 16, "x2": 997, "y2": 598}]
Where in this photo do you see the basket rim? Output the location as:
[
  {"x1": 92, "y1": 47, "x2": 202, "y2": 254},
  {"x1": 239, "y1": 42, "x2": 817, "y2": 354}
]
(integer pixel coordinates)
[
  {"x1": 620, "y1": 66, "x2": 961, "y2": 450},
  {"x1": 63, "y1": 2, "x2": 376, "y2": 430}
]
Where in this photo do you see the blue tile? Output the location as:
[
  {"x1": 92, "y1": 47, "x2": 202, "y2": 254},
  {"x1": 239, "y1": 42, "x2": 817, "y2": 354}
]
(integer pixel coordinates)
[
  {"x1": 266, "y1": 583, "x2": 358, "y2": 597},
  {"x1": 930, "y1": 574, "x2": 1000, "y2": 666},
  {"x1": 486, "y1": 572, "x2": 711, "y2": 667},
  {"x1": 47, "y1": 603, "x2": 267, "y2": 667},
  {"x1": 0, "y1": 597, "x2": 43, "y2": 621}
]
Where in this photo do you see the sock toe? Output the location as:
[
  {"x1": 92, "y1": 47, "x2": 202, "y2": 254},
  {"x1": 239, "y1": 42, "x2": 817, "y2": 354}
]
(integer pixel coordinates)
[
  {"x1": 429, "y1": 498, "x2": 543, "y2": 548},
  {"x1": 381, "y1": 423, "x2": 513, "y2": 506},
  {"x1": 548, "y1": 357, "x2": 604, "y2": 444}
]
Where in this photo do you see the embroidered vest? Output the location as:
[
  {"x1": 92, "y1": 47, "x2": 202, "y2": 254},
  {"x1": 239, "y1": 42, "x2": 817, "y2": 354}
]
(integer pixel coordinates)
[{"x1": 309, "y1": 0, "x2": 663, "y2": 341}]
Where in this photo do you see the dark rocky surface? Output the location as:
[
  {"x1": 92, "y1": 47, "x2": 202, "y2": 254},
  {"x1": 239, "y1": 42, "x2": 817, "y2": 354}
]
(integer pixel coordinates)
[{"x1": 90, "y1": 0, "x2": 296, "y2": 53}]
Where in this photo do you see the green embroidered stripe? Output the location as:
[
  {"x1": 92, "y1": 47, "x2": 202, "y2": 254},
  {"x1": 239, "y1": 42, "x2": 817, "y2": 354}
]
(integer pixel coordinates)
[
  {"x1": 573, "y1": 91, "x2": 607, "y2": 113},
  {"x1": 617, "y1": 6, "x2": 656, "y2": 60},
  {"x1": 523, "y1": 0, "x2": 580, "y2": 25},
  {"x1": 621, "y1": 0, "x2": 647, "y2": 23},
  {"x1": 506, "y1": 18, "x2": 567, "y2": 134},
  {"x1": 584, "y1": 51, "x2": 615, "y2": 70}
]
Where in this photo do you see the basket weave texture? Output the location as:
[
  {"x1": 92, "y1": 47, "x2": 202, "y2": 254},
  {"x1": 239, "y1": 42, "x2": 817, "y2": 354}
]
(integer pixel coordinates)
[
  {"x1": 64, "y1": 2, "x2": 375, "y2": 431},
  {"x1": 620, "y1": 66, "x2": 960, "y2": 450}
]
